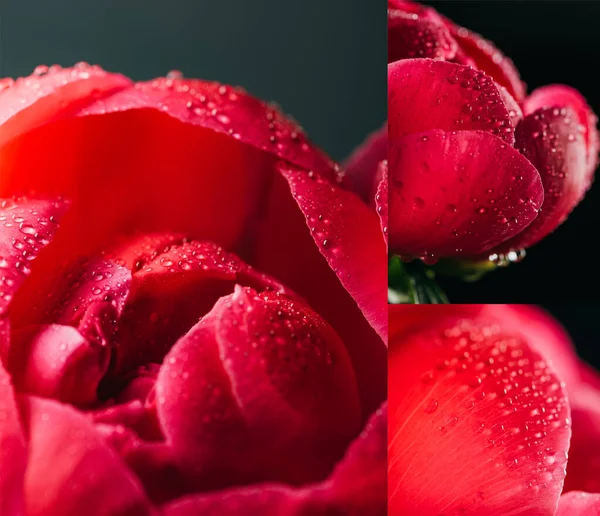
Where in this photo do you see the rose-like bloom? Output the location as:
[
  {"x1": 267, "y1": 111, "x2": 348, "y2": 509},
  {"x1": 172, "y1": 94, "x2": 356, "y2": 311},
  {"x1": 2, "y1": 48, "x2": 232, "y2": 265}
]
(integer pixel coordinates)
[
  {"x1": 388, "y1": 304, "x2": 600, "y2": 515},
  {"x1": 0, "y1": 64, "x2": 387, "y2": 515},
  {"x1": 387, "y1": 0, "x2": 599, "y2": 262}
]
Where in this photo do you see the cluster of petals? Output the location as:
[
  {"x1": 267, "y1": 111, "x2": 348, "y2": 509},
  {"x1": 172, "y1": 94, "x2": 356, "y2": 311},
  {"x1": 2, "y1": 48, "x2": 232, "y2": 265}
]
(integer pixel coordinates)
[
  {"x1": 389, "y1": 304, "x2": 600, "y2": 515},
  {"x1": 0, "y1": 63, "x2": 387, "y2": 515},
  {"x1": 387, "y1": 0, "x2": 599, "y2": 261}
]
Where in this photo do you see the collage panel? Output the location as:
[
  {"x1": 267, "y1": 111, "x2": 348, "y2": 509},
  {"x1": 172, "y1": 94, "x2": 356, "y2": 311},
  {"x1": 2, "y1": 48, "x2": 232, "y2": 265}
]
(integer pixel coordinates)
[
  {"x1": 0, "y1": 1, "x2": 388, "y2": 515},
  {"x1": 388, "y1": 0, "x2": 600, "y2": 303},
  {"x1": 389, "y1": 304, "x2": 600, "y2": 514}
]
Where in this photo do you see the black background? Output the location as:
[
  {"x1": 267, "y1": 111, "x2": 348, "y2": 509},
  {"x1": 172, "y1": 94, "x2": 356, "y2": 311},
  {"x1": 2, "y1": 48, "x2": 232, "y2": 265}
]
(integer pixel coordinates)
[
  {"x1": 425, "y1": 1, "x2": 600, "y2": 303},
  {"x1": 0, "y1": 0, "x2": 385, "y2": 162},
  {"x1": 544, "y1": 305, "x2": 600, "y2": 370}
]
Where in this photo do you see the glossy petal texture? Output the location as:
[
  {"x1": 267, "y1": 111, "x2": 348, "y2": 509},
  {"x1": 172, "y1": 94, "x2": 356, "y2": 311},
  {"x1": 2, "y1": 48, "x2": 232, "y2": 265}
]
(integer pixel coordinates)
[
  {"x1": 0, "y1": 65, "x2": 334, "y2": 262},
  {"x1": 388, "y1": 9, "x2": 457, "y2": 63},
  {"x1": 327, "y1": 403, "x2": 387, "y2": 514},
  {"x1": 0, "y1": 361, "x2": 26, "y2": 516},
  {"x1": 112, "y1": 239, "x2": 290, "y2": 376},
  {"x1": 343, "y1": 125, "x2": 387, "y2": 204},
  {"x1": 389, "y1": 130, "x2": 543, "y2": 258},
  {"x1": 389, "y1": 317, "x2": 571, "y2": 515},
  {"x1": 278, "y1": 163, "x2": 387, "y2": 341},
  {"x1": 162, "y1": 485, "x2": 319, "y2": 516},
  {"x1": 156, "y1": 286, "x2": 361, "y2": 487},
  {"x1": 255, "y1": 164, "x2": 387, "y2": 415},
  {"x1": 497, "y1": 106, "x2": 589, "y2": 251},
  {"x1": 375, "y1": 162, "x2": 388, "y2": 247},
  {"x1": 523, "y1": 84, "x2": 600, "y2": 173},
  {"x1": 9, "y1": 325, "x2": 110, "y2": 406},
  {"x1": 162, "y1": 403, "x2": 387, "y2": 516},
  {"x1": 20, "y1": 395, "x2": 153, "y2": 516},
  {"x1": 0, "y1": 198, "x2": 67, "y2": 314},
  {"x1": 557, "y1": 491, "x2": 600, "y2": 515},
  {"x1": 388, "y1": 304, "x2": 582, "y2": 390},
  {"x1": 448, "y1": 25, "x2": 526, "y2": 102},
  {"x1": 564, "y1": 386, "x2": 600, "y2": 494},
  {"x1": 388, "y1": 59, "x2": 516, "y2": 145}
]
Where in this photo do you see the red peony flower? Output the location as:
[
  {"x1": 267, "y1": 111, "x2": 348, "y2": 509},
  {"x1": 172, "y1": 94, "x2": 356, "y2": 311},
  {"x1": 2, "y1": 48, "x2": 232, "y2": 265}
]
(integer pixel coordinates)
[
  {"x1": 388, "y1": 304, "x2": 600, "y2": 515},
  {"x1": 0, "y1": 64, "x2": 387, "y2": 515},
  {"x1": 387, "y1": 0, "x2": 599, "y2": 262}
]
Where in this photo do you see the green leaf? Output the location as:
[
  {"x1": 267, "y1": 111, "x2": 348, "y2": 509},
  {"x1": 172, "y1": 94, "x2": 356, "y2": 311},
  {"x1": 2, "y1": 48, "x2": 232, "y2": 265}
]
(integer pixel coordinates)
[{"x1": 388, "y1": 256, "x2": 449, "y2": 304}]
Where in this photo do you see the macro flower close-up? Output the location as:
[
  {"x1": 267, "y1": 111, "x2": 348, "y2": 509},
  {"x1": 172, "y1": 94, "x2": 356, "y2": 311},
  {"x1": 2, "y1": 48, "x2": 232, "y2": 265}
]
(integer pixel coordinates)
[
  {"x1": 387, "y1": 0, "x2": 600, "y2": 302},
  {"x1": 0, "y1": 63, "x2": 387, "y2": 515},
  {"x1": 389, "y1": 304, "x2": 600, "y2": 515}
]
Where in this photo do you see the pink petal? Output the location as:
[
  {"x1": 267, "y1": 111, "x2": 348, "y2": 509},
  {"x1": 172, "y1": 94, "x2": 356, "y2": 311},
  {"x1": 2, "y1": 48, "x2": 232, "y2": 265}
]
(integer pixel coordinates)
[
  {"x1": 388, "y1": 59, "x2": 516, "y2": 145},
  {"x1": 10, "y1": 256, "x2": 131, "y2": 330},
  {"x1": 0, "y1": 360, "x2": 26, "y2": 516},
  {"x1": 388, "y1": 129, "x2": 543, "y2": 258},
  {"x1": 326, "y1": 403, "x2": 387, "y2": 513},
  {"x1": 0, "y1": 65, "x2": 335, "y2": 263},
  {"x1": 390, "y1": 305, "x2": 582, "y2": 390},
  {"x1": 20, "y1": 395, "x2": 153, "y2": 516},
  {"x1": 448, "y1": 26, "x2": 526, "y2": 102},
  {"x1": 557, "y1": 491, "x2": 600, "y2": 515},
  {"x1": 162, "y1": 485, "x2": 316, "y2": 516},
  {"x1": 497, "y1": 106, "x2": 590, "y2": 251},
  {"x1": 266, "y1": 163, "x2": 387, "y2": 414},
  {"x1": 277, "y1": 163, "x2": 387, "y2": 341},
  {"x1": 0, "y1": 197, "x2": 68, "y2": 315},
  {"x1": 388, "y1": 10, "x2": 457, "y2": 63},
  {"x1": 497, "y1": 83, "x2": 523, "y2": 129},
  {"x1": 523, "y1": 84, "x2": 600, "y2": 173},
  {"x1": 343, "y1": 125, "x2": 387, "y2": 204},
  {"x1": 389, "y1": 316, "x2": 571, "y2": 515},
  {"x1": 375, "y1": 162, "x2": 388, "y2": 248},
  {"x1": 155, "y1": 286, "x2": 361, "y2": 487},
  {"x1": 111, "y1": 240, "x2": 290, "y2": 376},
  {"x1": 9, "y1": 325, "x2": 110, "y2": 406},
  {"x1": 563, "y1": 386, "x2": 600, "y2": 494}
]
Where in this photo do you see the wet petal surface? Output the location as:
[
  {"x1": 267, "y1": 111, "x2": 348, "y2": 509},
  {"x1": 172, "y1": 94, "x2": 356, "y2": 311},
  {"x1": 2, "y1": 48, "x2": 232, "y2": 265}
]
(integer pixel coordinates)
[
  {"x1": 389, "y1": 130, "x2": 543, "y2": 258},
  {"x1": 389, "y1": 317, "x2": 571, "y2": 515}
]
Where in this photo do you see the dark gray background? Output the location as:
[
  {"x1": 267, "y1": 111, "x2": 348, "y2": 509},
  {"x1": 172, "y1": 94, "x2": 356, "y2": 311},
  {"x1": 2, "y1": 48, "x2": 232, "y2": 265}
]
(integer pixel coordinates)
[{"x1": 0, "y1": 0, "x2": 386, "y2": 161}]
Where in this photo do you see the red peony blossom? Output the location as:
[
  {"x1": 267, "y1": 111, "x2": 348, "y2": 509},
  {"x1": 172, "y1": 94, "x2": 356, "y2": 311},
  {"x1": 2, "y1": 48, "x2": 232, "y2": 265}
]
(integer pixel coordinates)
[
  {"x1": 388, "y1": 304, "x2": 600, "y2": 515},
  {"x1": 0, "y1": 64, "x2": 387, "y2": 515},
  {"x1": 387, "y1": 0, "x2": 599, "y2": 262}
]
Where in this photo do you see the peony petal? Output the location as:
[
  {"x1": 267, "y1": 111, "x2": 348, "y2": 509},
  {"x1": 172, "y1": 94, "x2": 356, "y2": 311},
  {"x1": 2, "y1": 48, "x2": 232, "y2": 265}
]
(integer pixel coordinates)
[
  {"x1": 523, "y1": 84, "x2": 600, "y2": 174},
  {"x1": 10, "y1": 256, "x2": 131, "y2": 330},
  {"x1": 0, "y1": 197, "x2": 68, "y2": 315},
  {"x1": 111, "y1": 240, "x2": 290, "y2": 377},
  {"x1": 388, "y1": 316, "x2": 571, "y2": 515},
  {"x1": 261, "y1": 163, "x2": 387, "y2": 415},
  {"x1": 9, "y1": 325, "x2": 110, "y2": 406},
  {"x1": 326, "y1": 403, "x2": 387, "y2": 514},
  {"x1": 343, "y1": 125, "x2": 387, "y2": 204},
  {"x1": 162, "y1": 484, "x2": 319, "y2": 516},
  {"x1": 497, "y1": 106, "x2": 590, "y2": 251},
  {"x1": 0, "y1": 360, "x2": 26, "y2": 516},
  {"x1": 0, "y1": 64, "x2": 132, "y2": 146},
  {"x1": 388, "y1": 304, "x2": 583, "y2": 391},
  {"x1": 563, "y1": 386, "x2": 600, "y2": 494},
  {"x1": 557, "y1": 491, "x2": 600, "y2": 515},
  {"x1": 155, "y1": 286, "x2": 360, "y2": 488},
  {"x1": 388, "y1": 59, "x2": 515, "y2": 145},
  {"x1": 277, "y1": 163, "x2": 387, "y2": 341},
  {"x1": 448, "y1": 26, "x2": 526, "y2": 102},
  {"x1": 0, "y1": 317, "x2": 9, "y2": 363},
  {"x1": 388, "y1": 129, "x2": 543, "y2": 258},
  {"x1": 375, "y1": 162, "x2": 388, "y2": 248},
  {"x1": 20, "y1": 395, "x2": 153, "y2": 516},
  {"x1": 0, "y1": 66, "x2": 335, "y2": 262},
  {"x1": 388, "y1": 10, "x2": 457, "y2": 63}
]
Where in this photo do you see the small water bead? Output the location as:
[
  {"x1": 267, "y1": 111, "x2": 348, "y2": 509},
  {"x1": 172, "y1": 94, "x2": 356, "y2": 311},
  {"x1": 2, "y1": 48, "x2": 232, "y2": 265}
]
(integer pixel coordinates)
[{"x1": 423, "y1": 399, "x2": 439, "y2": 414}]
